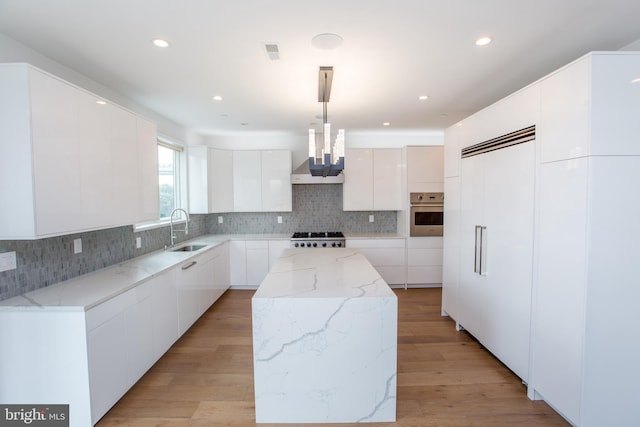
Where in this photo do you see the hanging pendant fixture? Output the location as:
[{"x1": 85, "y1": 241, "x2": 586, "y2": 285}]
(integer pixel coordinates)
[{"x1": 308, "y1": 66, "x2": 344, "y2": 177}]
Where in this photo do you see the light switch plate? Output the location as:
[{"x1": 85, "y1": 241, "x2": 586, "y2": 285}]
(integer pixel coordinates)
[
  {"x1": 277, "y1": 216, "x2": 283, "y2": 224},
  {"x1": 369, "y1": 215, "x2": 375, "y2": 223},
  {"x1": 218, "y1": 216, "x2": 224, "y2": 224},
  {"x1": 74, "y1": 238, "x2": 82, "y2": 254},
  {"x1": 136, "y1": 237, "x2": 142, "y2": 249},
  {"x1": 0, "y1": 251, "x2": 17, "y2": 272}
]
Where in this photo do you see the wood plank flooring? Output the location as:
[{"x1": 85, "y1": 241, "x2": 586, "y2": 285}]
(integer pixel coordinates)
[{"x1": 96, "y1": 289, "x2": 568, "y2": 426}]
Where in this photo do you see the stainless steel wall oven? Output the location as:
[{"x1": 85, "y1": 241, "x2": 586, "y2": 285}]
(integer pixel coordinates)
[{"x1": 410, "y1": 192, "x2": 444, "y2": 236}]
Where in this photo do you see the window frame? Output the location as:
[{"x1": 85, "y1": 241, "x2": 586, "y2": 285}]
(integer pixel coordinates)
[{"x1": 134, "y1": 136, "x2": 187, "y2": 232}]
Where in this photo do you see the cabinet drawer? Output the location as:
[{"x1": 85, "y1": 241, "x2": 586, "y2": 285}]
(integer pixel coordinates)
[
  {"x1": 86, "y1": 290, "x2": 136, "y2": 331},
  {"x1": 408, "y1": 266, "x2": 443, "y2": 284},
  {"x1": 347, "y1": 238, "x2": 405, "y2": 249},
  {"x1": 360, "y1": 248, "x2": 405, "y2": 267},
  {"x1": 408, "y1": 248, "x2": 443, "y2": 267},
  {"x1": 407, "y1": 236, "x2": 443, "y2": 249}
]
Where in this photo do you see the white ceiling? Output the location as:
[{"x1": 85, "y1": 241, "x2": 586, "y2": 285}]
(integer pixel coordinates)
[{"x1": 1, "y1": 0, "x2": 640, "y2": 136}]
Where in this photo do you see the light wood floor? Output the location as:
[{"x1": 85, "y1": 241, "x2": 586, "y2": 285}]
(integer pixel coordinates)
[{"x1": 96, "y1": 289, "x2": 568, "y2": 426}]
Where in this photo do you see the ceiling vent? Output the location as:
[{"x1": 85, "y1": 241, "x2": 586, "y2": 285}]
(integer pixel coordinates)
[{"x1": 264, "y1": 43, "x2": 280, "y2": 60}]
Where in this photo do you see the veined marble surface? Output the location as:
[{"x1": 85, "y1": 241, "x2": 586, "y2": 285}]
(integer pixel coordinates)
[
  {"x1": 252, "y1": 248, "x2": 398, "y2": 423},
  {"x1": 0, "y1": 234, "x2": 289, "y2": 311}
]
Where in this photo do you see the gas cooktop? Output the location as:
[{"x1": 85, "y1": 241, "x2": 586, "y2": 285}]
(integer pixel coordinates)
[{"x1": 291, "y1": 231, "x2": 345, "y2": 248}]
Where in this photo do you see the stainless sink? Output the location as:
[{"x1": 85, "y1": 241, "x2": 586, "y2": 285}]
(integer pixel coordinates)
[{"x1": 170, "y1": 244, "x2": 207, "y2": 252}]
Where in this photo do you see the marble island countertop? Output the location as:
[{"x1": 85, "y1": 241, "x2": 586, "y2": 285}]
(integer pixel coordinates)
[{"x1": 254, "y1": 248, "x2": 395, "y2": 299}]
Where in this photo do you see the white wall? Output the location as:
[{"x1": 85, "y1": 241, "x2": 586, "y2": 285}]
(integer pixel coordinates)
[{"x1": 0, "y1": 32, "x2": 198, "y2": 146}]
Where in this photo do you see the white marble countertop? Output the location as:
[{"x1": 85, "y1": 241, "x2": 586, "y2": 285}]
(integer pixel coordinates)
[
  {"x1": 0, "y1": 232, "x2": 400, "y2": 311},
  {"x1": 254, "y1": 248, "x2": 395, "y2": 299}
]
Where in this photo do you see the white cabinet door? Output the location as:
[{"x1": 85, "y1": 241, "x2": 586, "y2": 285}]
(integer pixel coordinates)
[
  {"x1": 233, "y1": 150, "x2": 262, "y2": 212},
  {"x1": 212, "y1": 242, "x2": 231, "y2": 302},
  {"x1": 407, "y1": 146, "x2": 444, "y2": 192},
  {"x1": 346, "y1": 238, "x2": 406, "y2": 285},
  {"x1": 86, "y1": 290, "x2": 135, "y2": 423},
  {"x1": 189, "y1": 147, "x2": 234, "y2": 214},
  {"x1": 262, "y1": 150, "x2": 292, "y2": 212},
  {"x1": 373, "y1": 149, "x2": 403, "y2": 210},
  {"x1": 407, "y1": 237, "x2": 443, "y2": 285},
  {"x1": 175, "y1": 250, "x2": 217, "y2": 335},
  {"x1": 343, "y1": 148, "x2": 373, "y2": 211},
  {"x1": 149, "y1": 270, "x2": 179, "y2": 359},
  {"x1": 539, "y1": 56, "x2": 590, "y2": 163},
  {"x1": 110, "y1": 105, "x2": 139, "y2": 226},
  {"x1": 442, "y1": 176, "x2": 460, "y2": 319},
  {"x1": 268, "y1": 240, "x2": 290, "y2": 268},
  {"x1": 230, "y1": 240, "x2": 247, "y2": 287},
  {"x1": 124, "y1": 281, "x2": 154, "y2": 385},
  {"x1": 246, "y1": 240, "x2": 269, "y2": 287},
  {"x1": 444, "y1": 127, "x2": 460, "y2": 179},
  {"x1": 210, "y1": 149, "x2": 234, "y2": 212},
  {"x1": 29, "y1": 68, "x2": 83, "y2": 235},
  {"x1": 459, "y1": 142, "x2": 535, "y2": 382}
]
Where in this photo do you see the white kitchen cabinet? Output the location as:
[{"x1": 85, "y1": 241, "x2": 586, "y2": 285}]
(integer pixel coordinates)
[
  {"x1": 233, "y1": 150, "x2": 262, "y2": 212},
  {"x1": 246, "y1": 240, "x2": 270, "y2": 287},
  {"x1": 443, "y1": 127, "x2": 461, "y2": 179},
  {"x1": 531, "y1": 53, "x2": 640, "y2": 427},
  {"x1": 86, "y1": 288, "x2": 135, "y2": 423},
  {"x1": 261, "y1": 150, "x2": 292, "y2": 212},
  {"x1": 230, "y1": 150, "x2": 292, "y2": 213},
  {"x1": 0, "y1": 63, "x2": 159, "y2": 239},
  {"x1": 343, "y1": 148, "x2": 403, "y2": 211},
  {"x1": 268, "y1": 239, "x2": 290, "y2": 269},
  {"x1": 149, "y1": 270, "x2": 179, "y2": 359},
  {"x1": 441, "y1": 176, "x2": 460, "y2": 319},
  {"x1": 188, "y1": 147, "x2": 234, "y2": 214},
  {"x1": 230, "y1": 239, "x2": 287, "y2": 289},
  {"x1": 407, "y1": 146, "x2": 444, "y2": 193},
  {"x1": 407, "y1": 237, "x2": 443, "y2": 286},
  {"x1": 458, "y1": 141, "x2": 535, "y2": 383},
  {"x1": 174, "y1": 247, "x2": 222, "y2": 335},
  {"x1": 346, "y1": 238, "x2": 406, "y2": 285},
  {"x1": 343, "y1": 148, "x2": 373, "y2": 210}
]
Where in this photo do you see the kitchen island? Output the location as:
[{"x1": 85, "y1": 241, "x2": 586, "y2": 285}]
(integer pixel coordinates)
[{"x1": 252, "y1": 248, "x2": 398, "y2": 423}]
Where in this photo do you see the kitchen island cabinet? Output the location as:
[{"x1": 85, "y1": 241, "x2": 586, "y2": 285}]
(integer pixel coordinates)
[
  {"x1": 252, "y1": 248, "x2": 397, "y2": 423},
  {"x1": 0, "y1": 63, "x2": 159, "y2": 239}
]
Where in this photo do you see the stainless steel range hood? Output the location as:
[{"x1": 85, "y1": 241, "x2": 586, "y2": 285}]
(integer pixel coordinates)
[{"x1": 291, "y1": 160, "x2": 344, "y2": 184}]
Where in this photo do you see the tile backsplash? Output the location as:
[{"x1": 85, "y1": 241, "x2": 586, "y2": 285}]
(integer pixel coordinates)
[{"x1": 0, "y1": 184, "x2": 398, "y2": 301}]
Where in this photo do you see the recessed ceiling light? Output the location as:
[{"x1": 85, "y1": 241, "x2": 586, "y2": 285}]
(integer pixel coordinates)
[
  {"x1": 475, "y1": 37, "x2": 492, "y2": 46},
  {"x1": 95, "y1": 100, "x2": 106, "y2": 105},
  {"x1": 152, "y1": 39, "x2": 169, "y2": 48},
  {"x1": 383, "y1": 122, "x2": 391, "y2": 127},
  {"x1": 311, "y1": 33, "x2": 344, "y2": 50},
  {"x1": 632, "y1": 77, "x2": 640, "y2": 84},
  {"x1": 212, "y1": 95, "x2": 223, "y2": 101},
  {"x1": 418, "y1": 95, "x2": 429, "y2": 101}
]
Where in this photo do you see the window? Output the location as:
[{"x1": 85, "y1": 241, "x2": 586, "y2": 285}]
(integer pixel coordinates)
[{"x1": 158, "y1": 139, "x2": 185, "y2": 220}]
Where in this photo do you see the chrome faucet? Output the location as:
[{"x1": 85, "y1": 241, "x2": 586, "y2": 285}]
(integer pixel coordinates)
[{"x1": 169, "y1": 208, "x2": 190, "y2": 248}]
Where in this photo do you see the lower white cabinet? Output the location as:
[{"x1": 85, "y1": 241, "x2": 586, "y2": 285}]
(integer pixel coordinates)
[
  {"x1": 407, "y1": 237, "x2": 443, "y2": 285},
  {"x1": 346, "y1": 238, "x2": 406, "y2": 285},
  {"x1": 230, "y1": 239, "x2": 290, "y2": 288}
]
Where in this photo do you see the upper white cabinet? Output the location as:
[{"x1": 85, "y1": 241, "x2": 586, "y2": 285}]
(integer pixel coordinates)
[
  {"x1": 343, "y1": 148, "x2": 403, "y2": 211},
  {"x1": 233, "y1": 150, "x2": 262, "y2": 212},
  {"x1": 190, "y1": 148, "x2": 291, "y2": 214},
  {"x1": 444, "y1": 127, "x2": 461, "y2": 178},
  {"x1": 407, "y1": 146, "x2": 444, "y2": 192},
  {"x1": 188, "y1": 147, "x2": 234, "y2": 214},
  {"x1": 261, "y1": 150, "x2": 292, "y2": 212},
  {"x1": 0, "y1": 63, "x2": 159, "y2": 239}
]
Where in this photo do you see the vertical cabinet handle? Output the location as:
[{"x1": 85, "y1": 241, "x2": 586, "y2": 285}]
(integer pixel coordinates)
[
  {"x1": 474, "y1": 225, "x2": 488, "y2": 276},
  {"x1": 474, "y1": 225, "x2": 481, "y2": 273}
]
